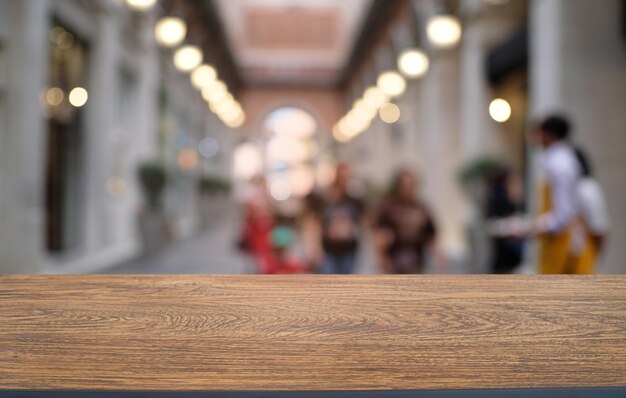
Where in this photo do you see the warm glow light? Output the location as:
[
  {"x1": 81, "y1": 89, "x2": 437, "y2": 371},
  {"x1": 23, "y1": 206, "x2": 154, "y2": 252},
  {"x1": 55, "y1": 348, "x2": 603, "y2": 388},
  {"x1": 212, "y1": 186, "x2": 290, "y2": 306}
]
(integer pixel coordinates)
[
  {"x1": 288, "y1": 166, "x2": 315, "y2": 198},
  {"x1": 363, "y1": 86, "x2": 388, "y2": 109},
  {"x1": 202, "y1": 80, "x2": 228, "y2": 103},
  {"x1": 125, "y1": 0, "x2": 157, "y2": 11},
  {"x1": 234, "y1": 143, "x2": 263, "y2": 180},
  {"x1": 333, "y1": 124, "x2": 351, "y2": 142},
  {"x1": 265, "y1": 107, "x2": 318, "y2": 139},
  {"x1": 69, "y1": 87, "x2": 88, "y2": 107},
  {"x1": 177, "y1": 148, "x2": 199, "y2": 170},
  {"x1": 377, "y1": 71, "x2": 407, "y2": 98},
  {"x1": 380, "y1": 103, "x2": 401, "y2": 124},
  {"x1": 353, "y1": 99, "x2": 377, "y2": 120},
  {"x1": 427, "y1": 15, "x2": 462, "y2": 48},
  {"x1": 106, "y1": 176, "x2": 127, "y2": 198},
  {"x1": 221, "y1": 108, "x2": 244, "y2": 125},
  {"x1": 489, "y1": 98, "x2": 512, "y2": 123},
  {"x1": 398, "y1": 49, "x2": 429, "y2": 78},
  {"x1": 46, "y1": 87, "x2": 64, "y2": 106},
  {"x1": 267, "y1": 136, "x2": 308, "y2": 163},
  {"x1": 191, "y1": 64, "x2": 217, "y2": 90},
  {"x1": 316, "y1": 160, "x2": 337, "y2": 187},
  {"x1": 224, "y1": 112, "x2": 246, "y2": 128},
  {"x1": 155, "y1": 17, "x2": 187, "y2": 47},
  {"x1": 214, "y1": 97, "x2": 238, "y2": 116},
  {"x1": 173, "y1": 45, "x2": 203, "y2": 73},
  {"x1": 270, "y1": 179, "x2": 292, "y2": 202}
]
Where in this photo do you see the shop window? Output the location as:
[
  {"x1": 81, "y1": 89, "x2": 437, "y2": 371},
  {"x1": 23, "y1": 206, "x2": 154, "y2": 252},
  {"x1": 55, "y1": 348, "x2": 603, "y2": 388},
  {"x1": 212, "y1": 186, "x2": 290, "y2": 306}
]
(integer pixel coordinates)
[{"x1": 44, "y1": 21, "x2": 90, "y2": 254}]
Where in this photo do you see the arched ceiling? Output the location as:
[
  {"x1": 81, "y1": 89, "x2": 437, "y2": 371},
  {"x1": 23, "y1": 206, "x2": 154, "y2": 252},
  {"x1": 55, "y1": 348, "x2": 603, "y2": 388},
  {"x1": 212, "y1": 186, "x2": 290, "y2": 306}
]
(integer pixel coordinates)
[{"x1": 214, "y1": 0, "x2": 373, "y2": 87}]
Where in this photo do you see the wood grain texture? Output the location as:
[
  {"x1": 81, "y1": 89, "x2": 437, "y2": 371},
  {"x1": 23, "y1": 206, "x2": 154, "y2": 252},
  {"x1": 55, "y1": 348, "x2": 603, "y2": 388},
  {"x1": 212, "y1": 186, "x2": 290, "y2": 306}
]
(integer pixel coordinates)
[{"x1": 1, "y1": 275, "x2": 625, "y2": 391}]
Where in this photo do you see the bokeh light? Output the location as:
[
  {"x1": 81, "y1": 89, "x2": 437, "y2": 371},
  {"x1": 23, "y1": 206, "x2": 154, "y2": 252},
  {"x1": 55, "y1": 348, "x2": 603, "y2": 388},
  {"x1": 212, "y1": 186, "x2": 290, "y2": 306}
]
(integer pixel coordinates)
[
  {"x1": 177, "y1": 148, "x2": 199, "y2": 170},
  {"x1": 106, "y1": 176, "x2": 127, "y2": 198},
  {"x1": 155, "y1": 17, "x2": 187, "y2": 48},
  {"x1": 377, "y1": 71, "x2": 407, "y2": 98},
  {"x1": 202, "y1": 80, "x2": 228, "y2": 103},
  {"x1": 198, "y1": 137, "x2": 220, "y2": 159},
  {"x1": 46, "y1": 88, "x2": 64, "y2": 107},
  {"x1": 173, "y1": 45, "x2": 203, "y2": 73},
  {"x1": 363, "y1": 86, "x2": 388, "y2": 110},
  {"x1": 270, "y1": 179, "x2": 292, "y2": 202},
  {"x1": 489, "y1": 98, "x2": 512, "y2": 123},
  {"x1": 234, "y1": 143, "x2": 263, "y2": 180},
  {"x1": 191, "y1": 64, "x2": 217, "y2": 90},
  {"x1": 288, "y1": 165, "x2": 315, "y2": 198},
  {"x1": 125, "y1": 0, "x2": 157, "y2": 11},
  {"x1": 264, "y1": 107, "x2": 317, "y2": 139},
  {"x1": 398, "y1": 49, "x2": 430, "y2": 78},
  {"x1": 427, "y1": 15, "x2": 462, "y2": 48},
  {"x1": 380, "y1": 103, "x2": 401, "y2": 124},
  {"x1": 69, "y1": 87, "x2": 88, "y2": 107}
]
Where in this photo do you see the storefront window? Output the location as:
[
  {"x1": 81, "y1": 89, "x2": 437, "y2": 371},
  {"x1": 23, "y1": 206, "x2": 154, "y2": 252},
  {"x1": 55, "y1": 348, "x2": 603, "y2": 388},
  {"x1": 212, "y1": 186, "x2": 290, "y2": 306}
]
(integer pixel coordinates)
[{"x1": 44, "y1": 21, "x2": 90, "y2": 253}]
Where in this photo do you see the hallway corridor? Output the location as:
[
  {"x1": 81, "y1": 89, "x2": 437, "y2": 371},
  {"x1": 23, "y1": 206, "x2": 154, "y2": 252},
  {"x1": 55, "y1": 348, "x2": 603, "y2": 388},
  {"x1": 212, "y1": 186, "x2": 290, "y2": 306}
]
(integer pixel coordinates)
[{"x1": 106, "y1": 203, "x2": 380, "y2": 275}]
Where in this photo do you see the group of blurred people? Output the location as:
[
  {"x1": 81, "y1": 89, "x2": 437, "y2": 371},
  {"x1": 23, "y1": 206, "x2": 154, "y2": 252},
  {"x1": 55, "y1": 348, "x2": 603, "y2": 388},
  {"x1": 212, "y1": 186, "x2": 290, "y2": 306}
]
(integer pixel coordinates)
[
  {"x1": 238, "y1": 164, "x2": 439, "y2": 275},
  {"x1": 237, "y1": 114, "x2": 609, "y2": 275}
]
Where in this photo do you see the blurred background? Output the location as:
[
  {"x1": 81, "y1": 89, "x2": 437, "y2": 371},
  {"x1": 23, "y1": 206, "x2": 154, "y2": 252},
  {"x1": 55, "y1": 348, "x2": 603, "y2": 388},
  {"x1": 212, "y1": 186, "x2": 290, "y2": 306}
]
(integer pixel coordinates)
[{"x1": 0, "y1": 0, "x2": 624, "y2": 275}]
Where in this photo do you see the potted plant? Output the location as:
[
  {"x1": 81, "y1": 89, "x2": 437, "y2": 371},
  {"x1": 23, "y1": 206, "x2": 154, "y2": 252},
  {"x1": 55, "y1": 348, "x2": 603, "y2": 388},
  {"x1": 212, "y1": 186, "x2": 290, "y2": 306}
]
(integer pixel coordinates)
[{"x1": 136, "y1": 161, "x2": 168, "y2": 254}]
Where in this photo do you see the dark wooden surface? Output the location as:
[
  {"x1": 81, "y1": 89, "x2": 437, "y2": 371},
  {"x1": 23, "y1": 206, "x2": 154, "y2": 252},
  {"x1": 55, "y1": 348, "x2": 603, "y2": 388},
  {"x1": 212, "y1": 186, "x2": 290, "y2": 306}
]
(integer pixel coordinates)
[{"x1": 1, "y1": 275, "x2": 626, "y2": 391}]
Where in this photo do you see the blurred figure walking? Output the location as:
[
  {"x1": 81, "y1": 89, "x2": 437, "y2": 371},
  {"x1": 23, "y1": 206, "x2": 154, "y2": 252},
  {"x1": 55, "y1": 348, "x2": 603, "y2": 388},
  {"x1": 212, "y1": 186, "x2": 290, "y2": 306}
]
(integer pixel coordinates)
[
  {"x1": 530, "y1": 115, "x2": 594, "y2": 274},
  {"x1": 486, "y1": 168, "x2": 525, "y2": 274},
  {"x1": 572, "y1": 147, "x2": 610, "y2": 269},
  {"x1": 238, "y1": 176, "x2": 275, "y2": 273},
  {"x1": 302, "y1": 163, "x2": 365, "y2": 274},
  {"x1": 373, "y1": 170, "x2": 438, "y2": 274}
]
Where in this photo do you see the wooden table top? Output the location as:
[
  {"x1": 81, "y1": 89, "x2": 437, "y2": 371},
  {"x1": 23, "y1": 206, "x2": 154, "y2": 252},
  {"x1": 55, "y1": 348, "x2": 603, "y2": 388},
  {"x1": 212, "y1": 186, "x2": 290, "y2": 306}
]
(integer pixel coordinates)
[{"x1": 1, "y1": 275, "x2": 625, "y2": 391}]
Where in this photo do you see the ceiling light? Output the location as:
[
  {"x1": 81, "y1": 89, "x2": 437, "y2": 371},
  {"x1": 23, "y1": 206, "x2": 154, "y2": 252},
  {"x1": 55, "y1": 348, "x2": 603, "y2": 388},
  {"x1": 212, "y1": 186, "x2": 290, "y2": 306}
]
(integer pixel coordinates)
[
  {"x1": 380, "y1": 103, "x2": 401, "y2": 124},
  {"x1": 125, "y1": 0, "x2": 157, "y2": 12},
  {"x1": 398, "y1": 49, "x2": 429, "y2": 78},
  {"x1": 191, "y1": 64, "x2": 217, "y2": 89},
  {"x1": 353, "y1": 99, "x2": 377, "y2": 120},
  {"x1": 489, "y1": 98, "x2": 511, "y2": 123},
  {"x1": 173, "y1": 45, "x2": 203, "y2": 73},
  {"x1": 155, "y1": 17, "x2": 187, "y2": 47},
  {"x1": 69, "y1": 87, "x2": 88, "y2": 107},
  {"x1": 363, "y1": 86, "x2": 388, "y2": 109},
  {"x1": 46, "y1": 87, "x2": 64, "y2": 106},
  {"x1": 377, "y1": 71, "x2": 407, "y2": 98},
  {"x1": 202, "y1": 80, "x2": 228, "y2": 103},
  {"x1": 427, "y1": 15, "x2": 462, "y2": 48},
  {"x1": 224, "y1": 112, "x2": 246, "y2": 128}
]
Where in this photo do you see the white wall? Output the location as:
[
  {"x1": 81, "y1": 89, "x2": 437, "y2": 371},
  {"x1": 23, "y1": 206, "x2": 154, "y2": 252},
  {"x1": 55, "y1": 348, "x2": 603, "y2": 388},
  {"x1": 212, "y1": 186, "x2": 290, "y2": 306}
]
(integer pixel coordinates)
[{"x1": 0, "y1": 0, "x2": 191, "y2": 274}]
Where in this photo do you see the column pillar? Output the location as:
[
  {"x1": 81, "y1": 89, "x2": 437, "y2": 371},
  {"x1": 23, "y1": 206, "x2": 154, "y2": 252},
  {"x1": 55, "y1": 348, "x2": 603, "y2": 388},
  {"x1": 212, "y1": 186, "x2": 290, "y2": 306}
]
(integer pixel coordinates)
[
  {"x1": 530, "y1": 0, "x2": 626, "y2": 273},
  {"x1": 0, "y1": 0, "x2": 50, "y2": 273}
]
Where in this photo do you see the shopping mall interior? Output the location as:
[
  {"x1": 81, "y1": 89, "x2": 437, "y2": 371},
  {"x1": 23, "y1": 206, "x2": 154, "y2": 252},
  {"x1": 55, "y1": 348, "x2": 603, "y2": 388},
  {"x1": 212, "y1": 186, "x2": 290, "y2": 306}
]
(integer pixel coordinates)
[{"x1": 0, "y1": 0, "x2": 624, "y2": 275}]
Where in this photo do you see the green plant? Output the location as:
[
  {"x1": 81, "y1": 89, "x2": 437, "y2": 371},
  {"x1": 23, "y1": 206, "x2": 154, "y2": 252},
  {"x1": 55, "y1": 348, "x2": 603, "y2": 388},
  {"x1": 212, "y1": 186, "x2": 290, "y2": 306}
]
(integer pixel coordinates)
[
  {"x1": 137, "y1": 161, "x2": 167, "y2": 208},
  {"x1": 458, "y1": 155, "x2": 508, "y2": 185},
  {"x1": 198, "y1": 175, "x2": 231, "y2": 195}
]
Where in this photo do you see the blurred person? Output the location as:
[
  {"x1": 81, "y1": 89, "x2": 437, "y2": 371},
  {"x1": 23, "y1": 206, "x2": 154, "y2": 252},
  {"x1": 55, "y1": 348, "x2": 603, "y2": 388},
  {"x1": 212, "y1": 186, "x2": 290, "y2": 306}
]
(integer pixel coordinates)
[
  {"x1": 528, "y1": 115, "x2": 593, "y2": 274},
  {"x1": 572, "y1": 147, "x2": 610, "y2": 268},
  {"x1": 485, "y1": 168, "x2": 525, "y2": 274},
  {"x1": 264, "y1": 225, "x2": 308, "y2": 274},
  {"x1": 373, "y1": 170, "x2": 438, "y2": 274},
  {"x1": 238, "y1": 176, "x2": 275, "y2": 273},
  {"x1": 302, "y1": 163, "x2": 365, "y2": 274}
]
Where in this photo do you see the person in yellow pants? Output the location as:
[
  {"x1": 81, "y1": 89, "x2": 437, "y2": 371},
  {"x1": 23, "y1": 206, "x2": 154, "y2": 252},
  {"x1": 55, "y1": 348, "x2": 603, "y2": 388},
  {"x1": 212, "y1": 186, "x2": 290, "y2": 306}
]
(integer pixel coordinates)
[{"x1": 531, "y1": 115, "x2": 596, "y2": 274}]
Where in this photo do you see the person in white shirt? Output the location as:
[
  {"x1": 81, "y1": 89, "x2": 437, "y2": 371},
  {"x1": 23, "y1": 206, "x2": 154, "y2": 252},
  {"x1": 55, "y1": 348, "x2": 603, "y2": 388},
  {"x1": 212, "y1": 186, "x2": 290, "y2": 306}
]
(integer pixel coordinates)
[
  {"x1": 530, "y1": 115, "x2": 595, "y2": 274},
  {"x1": 572, "y1": 147, "x2": 610, "y2": 264}
]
